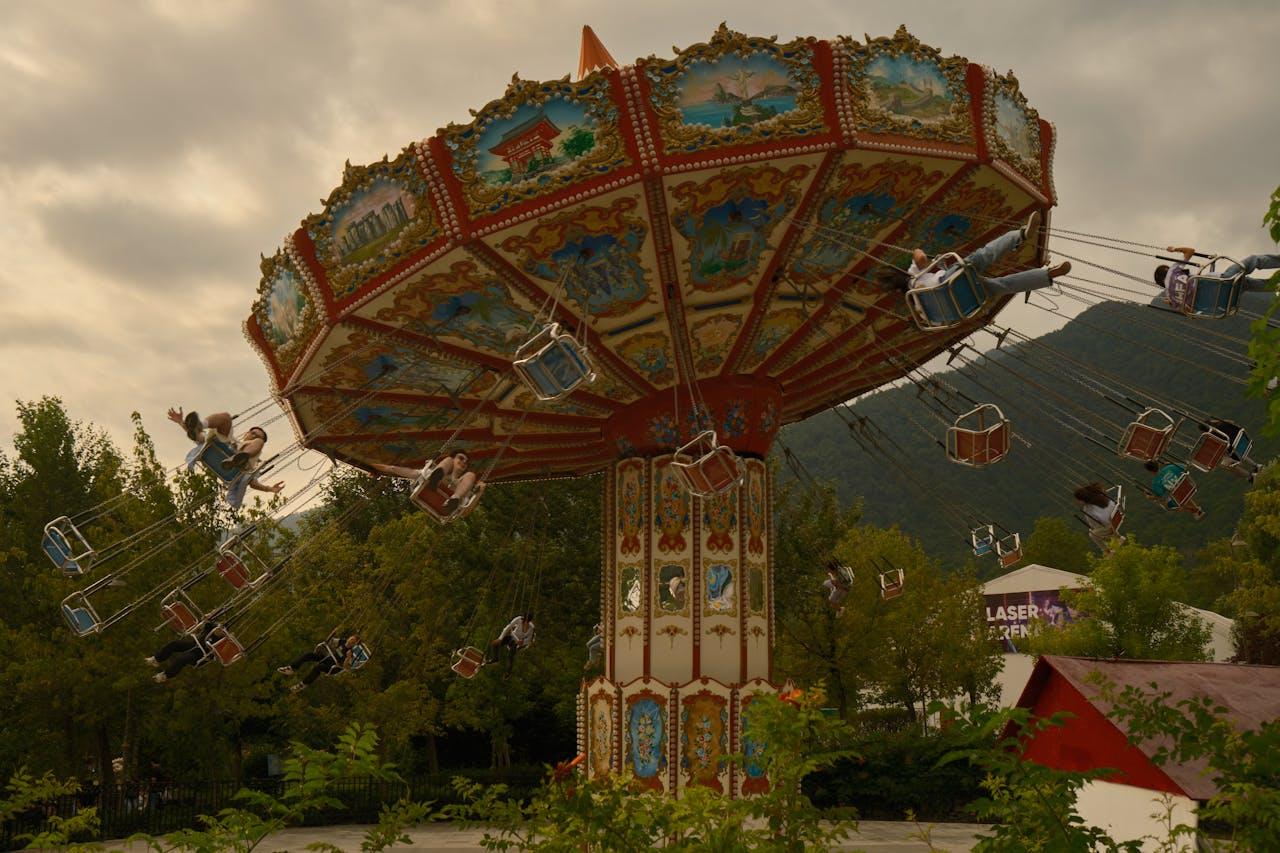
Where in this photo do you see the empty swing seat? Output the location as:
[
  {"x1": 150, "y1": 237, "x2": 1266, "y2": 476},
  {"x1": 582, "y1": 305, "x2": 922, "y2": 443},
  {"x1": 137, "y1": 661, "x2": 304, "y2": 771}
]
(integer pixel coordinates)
[
  {"x1": 217, "y1": 547, "x2": 269, "y2": 592},
  {"x1": 879, "y1": 569, "x2": 905, "y2": 600},
  {"x1": 906, "y1": 255, "x2": 988, "y2": 331},
  {"x1": 160, "y1": 590, "x2": 203, "y2": 635},
  {"x1": 671, "y1": 431, "x2": 744, "y2": 498},
  {"x1": 971, "y1": 525, "x2": 996, "y2": 557},
  {"x1": 410, "y1": 463, "x2": 481, "y2": 523},
  {"x1": 1118, "y1": 409, "x2": 1179, "y2": 462},
  {"x1": 61, "y1": 592, "x2": 101, "y2": 637},
  {"x1": 946, "y1": 404, "x2": 1011, "y2": 467},
  {"x1": 1184, "y1": 256, "x2": 1243, "y2": 319},
  {"x1": 451, "y1": 646, "x2": 486, "y2": 679},
  {"x1": 206, "y1": 627, "x2": 245, "y2": 666},
  {"x1": 1231, "y1": 430, "x2": 1253, "y2": 462},
  {"x1": 1189, "y1": 427, "x2": 1231, "y2": 472},
  {"x1": 997, "y1": 533, "x2": 1022, "y2": 569},
  {"x1": 42, "y1": 517, "x2": 95, "y2": 576},
  {"x1": 512, "y1": 323, "x2": 598, "y2": 402}
]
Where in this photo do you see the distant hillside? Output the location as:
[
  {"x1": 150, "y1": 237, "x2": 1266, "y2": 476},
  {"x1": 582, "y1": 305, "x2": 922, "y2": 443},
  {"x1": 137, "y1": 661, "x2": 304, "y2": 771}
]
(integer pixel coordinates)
[{"x1": 775, "y1": 301, "x2": 1274, "y2": 566}]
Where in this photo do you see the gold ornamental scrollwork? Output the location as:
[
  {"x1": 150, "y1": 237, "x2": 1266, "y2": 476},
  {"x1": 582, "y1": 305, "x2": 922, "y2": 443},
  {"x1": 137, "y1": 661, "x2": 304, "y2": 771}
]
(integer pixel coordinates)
[{"x1": 839, "y1": 26, "x2": 974, "y2": 145}]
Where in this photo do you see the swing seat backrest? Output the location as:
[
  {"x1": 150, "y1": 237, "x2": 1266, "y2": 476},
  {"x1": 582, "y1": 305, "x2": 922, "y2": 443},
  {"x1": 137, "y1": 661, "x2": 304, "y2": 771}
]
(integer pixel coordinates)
[
  {"x1": 1232, "y1": 431, "x2": 1252, "y2": 461},
  {"x1": 410, "y1": 465, "x2": 481, "y2": 523},
  {"x1": 196, "y1": 437, "x2": 244, "y2": 484},
  {"x1": 1189, "y1": 428, "x2": 1231, "y2": 472},
  {"x1": 946, "y1": 405, "x2": 1010, "y2": 467},
  {"x1": 906, "y1": 255, "x2": 988, "y2": 331},
  {"x1": 42, "y1": 517, "x2": 95, "y2": 576},
  {"x1": 349, "y1": 643, "x2": 371, "y2": 670},
  {"x1": 1186, "y1": 256, "x2": 1243, "y2": 319},
  {"x1": 671, "y1": 431, "x2": 743, "y2": 498},
  {"x1": 451, "y1": 646, "x2": 486, "y2": 679},
  {"x1": 513, "y1": 324, "x2": 597, "y2": 402},
  {"x1": 160, "y1": 591, "x2": 202, "y2": 635},
  {"x1": 836, "y1": 564, "x2": 855, "y2": 587},
  {"x1": 879, "y1": 569, "x2": 904, "y2": 600},
  {"x1": 60, "y1": 593, "x2": 101, "y2": 637},
  {"x1": 1166, "y1": 473, "x2": 1198, "y2": 508},
  {"x1": 1118, "y1": 409, "x2": 1177, "y2": 462},
  {"x1": 217, "y1": 551, "x2": 253, "y2": 591},
  {"x1": 1107, "y1": 485, "x2": 1126, "y2": 533},
  {"x1": 207, "y1": 628, "x2": 244, "y2": 666}
]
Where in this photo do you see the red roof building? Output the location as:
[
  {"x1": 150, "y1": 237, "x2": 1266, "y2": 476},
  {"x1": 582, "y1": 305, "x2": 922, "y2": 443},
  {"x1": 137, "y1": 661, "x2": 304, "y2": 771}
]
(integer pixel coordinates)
[
  {"x1": 1010, "y1": 656, "x2": 1280, "y2": 848},
  {"x1": 488, "y1": 111, "x2": 561, "y2": 177}
]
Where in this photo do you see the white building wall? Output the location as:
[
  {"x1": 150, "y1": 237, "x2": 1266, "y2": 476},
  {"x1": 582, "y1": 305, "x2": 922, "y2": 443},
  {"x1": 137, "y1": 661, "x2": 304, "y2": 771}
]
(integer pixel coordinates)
[{"x1": 1075, "y1": 779, "x2": 1198, "y2": 851}]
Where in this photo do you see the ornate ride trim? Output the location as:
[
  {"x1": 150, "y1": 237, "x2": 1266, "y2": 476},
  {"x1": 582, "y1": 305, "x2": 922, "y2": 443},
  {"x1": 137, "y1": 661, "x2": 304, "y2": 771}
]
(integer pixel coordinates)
[{"x1": 983, "y1": 68, "x2": 1043, "y2": 184}]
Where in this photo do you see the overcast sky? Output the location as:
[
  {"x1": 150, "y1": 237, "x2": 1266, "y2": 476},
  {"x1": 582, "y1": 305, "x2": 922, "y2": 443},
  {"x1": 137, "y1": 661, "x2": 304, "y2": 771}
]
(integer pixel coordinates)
[{"x1": 2, "y1": 0, "x2": 1277, "y2": 498}]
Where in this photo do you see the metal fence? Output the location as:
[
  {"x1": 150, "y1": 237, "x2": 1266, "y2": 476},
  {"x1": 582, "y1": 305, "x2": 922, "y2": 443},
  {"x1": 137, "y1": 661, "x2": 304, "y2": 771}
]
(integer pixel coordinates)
[{"x1": 1, "y1": 768, "x2": 544, "y2": 850}]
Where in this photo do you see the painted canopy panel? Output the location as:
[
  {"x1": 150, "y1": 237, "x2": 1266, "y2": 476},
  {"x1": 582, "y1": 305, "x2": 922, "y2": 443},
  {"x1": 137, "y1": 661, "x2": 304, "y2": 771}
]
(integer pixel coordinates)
[{"x1": 245, "y1": 24, "x2": 1055, "y2": 480}]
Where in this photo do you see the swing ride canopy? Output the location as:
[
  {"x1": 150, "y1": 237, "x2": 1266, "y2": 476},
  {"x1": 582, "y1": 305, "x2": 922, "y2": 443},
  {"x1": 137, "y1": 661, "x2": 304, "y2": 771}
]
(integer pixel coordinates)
[{"x1": 244, "y1": 24, "x2": 1057, "y2": 481}]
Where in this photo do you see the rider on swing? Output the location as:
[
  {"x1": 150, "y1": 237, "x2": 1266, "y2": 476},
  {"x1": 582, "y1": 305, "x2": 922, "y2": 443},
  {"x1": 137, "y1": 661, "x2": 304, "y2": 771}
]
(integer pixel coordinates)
[
  {"x1": 373, "y1": 451, "x2": 486, "y2": 513},
  {"x1": 909, "y1": 211, "x2": 1071, "y2": 296}
]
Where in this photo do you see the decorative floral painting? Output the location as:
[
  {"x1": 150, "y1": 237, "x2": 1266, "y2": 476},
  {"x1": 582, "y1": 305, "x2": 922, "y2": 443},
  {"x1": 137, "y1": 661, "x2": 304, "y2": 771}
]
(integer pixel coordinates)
[
  {"x1": 654, "y1": 462, "x2": 691, "y2": 554},
  {"x1": 680, "y1": 694, "x2": 728, "y2": 791},
  {"x1": 589, "y1": 694, "x2": 614, "y2": 777},
  {"x1": 627, "y1": 695, "x2": 667, "y2": 790}
]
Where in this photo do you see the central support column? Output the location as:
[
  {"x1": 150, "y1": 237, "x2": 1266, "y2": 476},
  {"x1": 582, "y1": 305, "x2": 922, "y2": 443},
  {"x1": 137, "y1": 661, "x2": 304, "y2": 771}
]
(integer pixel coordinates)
[{"x1": 578, "y1": 376, "x2": 782, "y2": 796}]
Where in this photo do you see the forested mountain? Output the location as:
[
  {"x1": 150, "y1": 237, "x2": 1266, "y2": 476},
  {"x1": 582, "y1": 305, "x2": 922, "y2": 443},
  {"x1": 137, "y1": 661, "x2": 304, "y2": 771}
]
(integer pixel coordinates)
[{"x1": 776, "y1": 301, "x2": 1274, "y2": 565}]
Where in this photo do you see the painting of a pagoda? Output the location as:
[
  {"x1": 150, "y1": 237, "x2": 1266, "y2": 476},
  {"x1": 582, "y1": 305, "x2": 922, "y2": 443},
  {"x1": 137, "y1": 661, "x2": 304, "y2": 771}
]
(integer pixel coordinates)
[{"x1": 476, "y1": 99, "x2": 598, "y2": 186}]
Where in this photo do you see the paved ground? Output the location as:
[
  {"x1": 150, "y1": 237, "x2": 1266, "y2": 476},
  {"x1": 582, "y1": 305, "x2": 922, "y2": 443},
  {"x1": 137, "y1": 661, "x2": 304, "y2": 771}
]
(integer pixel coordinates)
[{"x1": 111, "y1": 820, "x2": 991, "y2": 851}]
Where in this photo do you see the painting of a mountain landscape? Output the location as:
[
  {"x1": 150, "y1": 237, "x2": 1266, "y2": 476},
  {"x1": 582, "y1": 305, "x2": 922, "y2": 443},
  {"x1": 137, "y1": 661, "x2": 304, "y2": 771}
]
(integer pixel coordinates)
[
  {"x1": 676, "y1": 53, "x2": 799, "y2": 128},
  {"x1": 865, "y1": 54, "x2": 954, "y2": 123}
]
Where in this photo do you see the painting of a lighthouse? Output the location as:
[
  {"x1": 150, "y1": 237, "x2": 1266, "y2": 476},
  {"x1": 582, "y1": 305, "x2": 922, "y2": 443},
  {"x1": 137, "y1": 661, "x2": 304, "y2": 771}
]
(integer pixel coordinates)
[{"x1": 675, "y1": 53, "x2": 800, "y2": 128}]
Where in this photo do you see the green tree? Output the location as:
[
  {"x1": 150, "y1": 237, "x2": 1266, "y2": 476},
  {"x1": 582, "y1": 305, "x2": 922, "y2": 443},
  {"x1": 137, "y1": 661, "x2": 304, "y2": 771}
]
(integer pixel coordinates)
[
  {"x1": 1024, "y1": 539, "x2": 1212, "y2": 661},
  {"x1": 557, "y1": 125, "x2": 595, "y2": 160},
  {"x1": 1019, "y1": 515, "x2": 1093, "y2": 574},
  {"x1": 1247, "y1": 184, "x2": 1280, "y2": 434}
]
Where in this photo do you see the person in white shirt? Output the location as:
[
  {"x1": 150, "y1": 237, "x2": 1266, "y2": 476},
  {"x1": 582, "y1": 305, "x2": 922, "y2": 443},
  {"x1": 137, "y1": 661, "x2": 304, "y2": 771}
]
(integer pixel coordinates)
[
  {"x1": 908, "y1": 211, "x2": 1070, "y2": 295},
  {"x1": 488, "y1": 613, "x2": 535, "y2": 677},
  {"x1": 821, "y1": 562, "x2": 851, "y2": 614},
  {"x1": 1073, "y1": 482, "x2": 1125, "y2": 551}
]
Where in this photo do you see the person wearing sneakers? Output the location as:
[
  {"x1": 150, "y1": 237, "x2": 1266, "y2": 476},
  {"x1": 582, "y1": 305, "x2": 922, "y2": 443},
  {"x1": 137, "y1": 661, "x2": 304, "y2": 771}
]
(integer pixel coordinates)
[
  {"x1": 908, "y1": 210, "x2": 1071, "y2": 295},
  {"x1": 1144, "y1": 461, "x2": 1205, "y2": 520},
  {"x1": 146, "y1": 621, "x2": 218, "y2": 683},
  {"x1": 372, "y1": 451, "x2": 486, "y2": 514},
  {"x1": 277, "y1": 632, "x2": 360, "y2": 692},
  {"x1": 167, "y1": 407, "x2": 284, "y2": 508},
  {"x1": 1155, "y1": 247, "x2": 1280, "y2": 314}
]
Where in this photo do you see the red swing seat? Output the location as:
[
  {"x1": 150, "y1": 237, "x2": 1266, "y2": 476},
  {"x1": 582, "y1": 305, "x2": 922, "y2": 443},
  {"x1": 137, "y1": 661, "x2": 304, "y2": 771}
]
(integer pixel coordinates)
[
  {"x1": 451, "y1": 646, "x2": 486, "y2": 679},
  {"x1": 879, "y1": 568, "x2": 904, "y2": 600},
  {"x1": 410, "y1": 462, "x2": 482, "y2": 523},
  {"x1": 206, "y1": 626, "x2": 245, "y2": 666},
  {"x1": 1107, "y1": 485, "x2": 1126, "y2": 533},
  {"x1": 1189, "y1": 427, "x2": 1231, "y2": 472},
  {"x1": 946, "y1": 404, "x2": 1011, "y2": 467},
  {"x1": 1118, "y1": 409, "x2": 1179, "y2": 462},
  {"x1": 160, "y1": 590, "x2": 203, "y2": 635},
  {"x1": 1166, "y1": 472, "x2": 1198, "y2": 508},
  {"x1": 997, "y1": 533, "x2": 1022, "y2": 568},
  {"x1": 217, "y1": 546, "x2": 269, "y2": 592},
  {"x1": 670, "y1": 431, "x2": 744, "y2": 498}
]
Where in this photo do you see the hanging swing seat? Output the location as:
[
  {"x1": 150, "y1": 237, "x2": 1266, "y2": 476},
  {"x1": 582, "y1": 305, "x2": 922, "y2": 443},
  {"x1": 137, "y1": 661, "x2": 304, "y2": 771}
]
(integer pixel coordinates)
[
  {"x1": 971, "y1": 524, "x2": 996, "y2": 557},
  {"x1": 410, "y1": 462, "x2": 482, "y2": 523},
  {"x1": 349, "y1": 642, "x2": 372, "y2": 671},
  {"x1": 1165, "y1": 472, "x2": 1198, "y2": 509},
  {"x1": 160, "y1": 589, "x2": 203, "y2": 635},
  {"x1": 1182, "y1": 256, "x2": 1244, "y2": 319},
  {"x1": 879, "y1": 568, "x2": 905, "y2": 600},
  {"x1": 1107, "y1": 485, "x2": 1126, "y2": 533},
  {"x1": 905, "y1": 254, "x2": 988, "y2": 331},
  {"x1": 61, "y1": 592, "x2": 101, "y2": 637},
  {"x1": 451, "y1": 646, "x2": 487, "y2": 679},
  {"x1": 946, "y1": 404, "x2": 1011, "y2": 467},
  {"x1": 194, "y1": 436, "x2": 248, "y2": 484},
  {"x1": 206, "y1": 626, "x2": 245, "y2": 666},
  {"x1": 670, "y1": 431, "x2": 744, "y2": 498},
  {"x1": 1189, "y1": 427, "x2": 1231, "y2": 472},
  {"x1": 217, "y1": 544, "x2": 271, "y2": 592},
  {"x1": 1118, "y1": 409, "x2": 1179, "y2": 462},
  {"x1": 996, "y1": 532, "x2": 1022, "y2": 569},
  {"x1": 42, "y1": 516, "x2": 95, "y2": 576},
  {"x1": 512, "y1": 323, "x2": 598, "y2": 402},
  {"x1": 828, "y1": 562, "x2": 855, "y2": 587},
  {"x1": 1230, "y1": 429, "x2": 1253, "y2": 463}
]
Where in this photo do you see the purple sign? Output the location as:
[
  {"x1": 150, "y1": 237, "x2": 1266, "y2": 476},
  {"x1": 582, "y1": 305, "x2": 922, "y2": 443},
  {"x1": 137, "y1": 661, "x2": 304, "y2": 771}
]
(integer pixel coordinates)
[{"x1": 984, "y1": 589, "x2": 1079, "y2": 644}]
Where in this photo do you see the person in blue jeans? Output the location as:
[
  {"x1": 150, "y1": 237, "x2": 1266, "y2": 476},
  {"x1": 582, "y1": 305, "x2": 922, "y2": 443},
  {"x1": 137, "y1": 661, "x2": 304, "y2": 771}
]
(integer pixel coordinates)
[
  {"x1": 1154, "y1": 246, "x2": 1280, "y2": 313},
  {"x1": 1144, "y1": 461, "x2": 1205, "y2": 519},
  {"x1": 909, "y1": 210, "x2": 1072, "y2": 295}
]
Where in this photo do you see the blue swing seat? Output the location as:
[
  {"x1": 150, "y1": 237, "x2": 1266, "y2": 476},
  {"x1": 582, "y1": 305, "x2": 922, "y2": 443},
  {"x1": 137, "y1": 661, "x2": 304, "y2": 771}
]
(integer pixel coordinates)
[
  {"x1": 61, "y1": 593, "x2": 101, "y2": 637},
  {"x1": 349, "y1": 643, "x2": 372, "y2": 670},
  {"x1": 196, "y1": 437, "x2": 245, "y2": 484},
  {"x1": 906, "y1": 254, "x2": 988, "y2": 331},
  {"x1": 42, "y1": 517, "x2": 95, "y2": 576},
  {"x1": 1232, "y1": 430, "x2": 1252, "y2": 461},
  {"x1": 971, "y1": 524, "x2": 996, "y2": 557},
  {"x1": 1184, "y1": 256, "x2": 1243, "y2": 319},
  {"x1": 513, "y1": 323, "x2": 598, "y2": 402}
]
